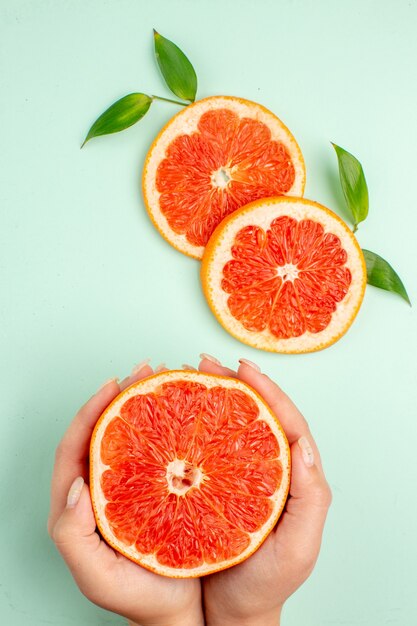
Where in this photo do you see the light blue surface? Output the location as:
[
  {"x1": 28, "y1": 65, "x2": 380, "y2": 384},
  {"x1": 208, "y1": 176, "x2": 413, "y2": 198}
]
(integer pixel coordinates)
[{"x1": 1, "y1": 1, "x2": 416, "y2": 624}]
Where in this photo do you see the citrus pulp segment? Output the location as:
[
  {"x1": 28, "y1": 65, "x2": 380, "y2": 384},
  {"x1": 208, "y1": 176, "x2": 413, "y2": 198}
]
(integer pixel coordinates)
[
  {"x1": 142, "y1": 96, "x2": 305, "y2": 258},
  {"x1": 201, "y1": 197, "x2": 367, "y2": 353},
  {"x1": 90, "y1": 370, "x2": 290, "y2": 578}
]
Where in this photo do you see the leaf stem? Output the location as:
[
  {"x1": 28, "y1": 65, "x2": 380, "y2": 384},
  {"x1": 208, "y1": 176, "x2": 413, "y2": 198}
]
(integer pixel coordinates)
[
  {"x1": 152, "y1": 94, "x2": 189, "y2": 107},
  {"x1": 353, "y1": 224, "x2": 358, "y2": 233}
]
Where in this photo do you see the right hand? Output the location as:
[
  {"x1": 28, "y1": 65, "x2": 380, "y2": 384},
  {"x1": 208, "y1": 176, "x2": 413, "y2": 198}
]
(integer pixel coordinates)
[{"x1": 199, "y1": 356, "x2": 332, "y2": 626}]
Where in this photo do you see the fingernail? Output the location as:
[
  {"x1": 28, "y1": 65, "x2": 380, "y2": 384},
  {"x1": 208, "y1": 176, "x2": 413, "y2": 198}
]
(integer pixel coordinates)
[
  {"x1": 238, "y1": 358, "x2": 261, "y2": 372},
  {"x1": 98, "y1": 377, "x2": 119, "y2": 391},
  {"x1": 298, "y1": 436, "x2": 315, "y2": 467},
  {"x1": 66, "y1": 476, "x2": 84, "y2": 508},
  {"x1": 182, "y1": 364, "x2": 197, "y2": 370},
  {"x1": 131, "y1": 358, "x2": 151, "y2": 375},
  {"x1": 199, "y1": 353, "x2": 221, "y2": 365},
  {"x1": 155, "y1": 363, "x2": 167, "y2": 373}
]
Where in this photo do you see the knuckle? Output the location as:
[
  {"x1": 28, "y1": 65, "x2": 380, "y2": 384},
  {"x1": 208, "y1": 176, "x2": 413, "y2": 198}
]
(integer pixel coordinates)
[
  {"x1": 51, "y1": 520, "x2": 66, "y2": 546},
  {"x1": 54, "y1": 440, "x2": 67, "y2": 462},
  {"x1": 315, "y1": 481, "x2": 333, "y2": 509},
  {"x1": 47, "y1": 517, "x2": 54, "y2": 538},
  {"x1": 322, "y1": 481, "x2": 333, "y2": 507},
  {"x1": 285, "y1": 547, "x2": 317, "y2": 579}
]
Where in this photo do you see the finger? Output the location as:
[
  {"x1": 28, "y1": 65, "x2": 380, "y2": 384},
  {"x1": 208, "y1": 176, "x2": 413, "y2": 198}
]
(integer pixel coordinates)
[
  {"x1": 48, "y1": 379, "x2": 121, "y2": 532},
  {"x1": 274, "y1": 439, "x2": 332, "y2": 576},
  {"x1": 119, "y1": 360, "x2": 154, "y2": 391},
  {"x1": 52, "y1": 479, "x2": 117, "y2": 593},
  {"x1": 198, "y1": 354, "x2": 237, "y2": 378},
  {"x1": 237, "y1": 360, "x2": 325, "y2": 472},
  {"x1": 155, "y1": 363, "x2": 169, "y2": 373}
]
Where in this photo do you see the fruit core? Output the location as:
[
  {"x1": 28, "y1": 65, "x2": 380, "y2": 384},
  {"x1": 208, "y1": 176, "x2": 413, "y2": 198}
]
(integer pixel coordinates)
[
  {"x1": 211, "y1": 167, "x2": 231, "y2": 189},
  {"x1": 276, "y1": 263, "x2": 299, "y2": 281},
  {"x1": 166, "y1": 458, "x2": 203, "y2": 496}
]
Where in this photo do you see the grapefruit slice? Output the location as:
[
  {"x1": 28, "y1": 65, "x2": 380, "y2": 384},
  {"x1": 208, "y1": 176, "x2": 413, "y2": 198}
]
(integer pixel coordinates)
[
  {"x1": 142, "y1": 96, "x2": 305, "y2": 259},
  {"x1": 201, "y1": 197, "x2": 367, "y2": 353},
  {"x1": 90, "y1": 370, "x2": 290, "y2": 578}
]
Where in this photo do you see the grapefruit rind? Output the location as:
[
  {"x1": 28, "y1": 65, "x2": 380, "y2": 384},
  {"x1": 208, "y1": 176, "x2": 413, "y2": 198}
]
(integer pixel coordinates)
[
  {"x1": 90, "y1": 370, "x2": 291, "y2": 578},
  {"x1": 142, "y1": 95, "x2": 306, "y2": 259},
  {"x1": 201, "y1": 197, "x2": 367, "y2": 353}
]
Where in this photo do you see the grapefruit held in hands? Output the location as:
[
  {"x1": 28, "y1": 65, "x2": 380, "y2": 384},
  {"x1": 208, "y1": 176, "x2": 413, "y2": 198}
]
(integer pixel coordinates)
[
  {"x1": 90, "y1": 370, "x2": 290, "y2": 578},
  {"x1": 142, "y1": 96, "x2": 305, "y2": 258},
  {"x1": 201, "y1": 197, "x2": 367, "y2": 353}
]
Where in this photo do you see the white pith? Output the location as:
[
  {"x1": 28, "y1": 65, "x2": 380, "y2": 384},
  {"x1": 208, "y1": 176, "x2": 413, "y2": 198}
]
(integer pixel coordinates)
[
  {"x1": 142, "y1": 96, "x2": 305, "y2": 258},
  {"x1": 202, "y1": 197, "x2": 366, "y2": 353},
  {"x1": 91, "y1": 370, "x2": 290, "y2": 578},
  {"x1": 276, "y1": 263, "x2": 299, "y2": 281},
  {"x1": 211, "y1": 167, "x2": 231, "y2": 188},
  {"x1": 166, "y1": 458, "x2": 203, "y2": 496}
]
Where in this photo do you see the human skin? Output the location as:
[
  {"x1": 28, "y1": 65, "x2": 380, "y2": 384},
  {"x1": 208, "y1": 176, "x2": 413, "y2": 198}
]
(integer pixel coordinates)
[
  {"x1": 48, "y1": 356, "x2": 331, "y2": 626},
  {"x1": 198, "y1": 357, "x2": 332, "y2": 626}
]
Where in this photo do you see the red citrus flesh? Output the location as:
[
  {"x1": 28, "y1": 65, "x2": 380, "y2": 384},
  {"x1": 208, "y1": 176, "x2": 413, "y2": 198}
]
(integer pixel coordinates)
[
  {"x1": 222, "y1": 216, "x2": 352, "y2": 338},
  {"x1": 156, "y1": 108, "x2": 296, "y2": 248},
  {"x1": 90, "y1": 372, "x2": 290, "y2": 577}
]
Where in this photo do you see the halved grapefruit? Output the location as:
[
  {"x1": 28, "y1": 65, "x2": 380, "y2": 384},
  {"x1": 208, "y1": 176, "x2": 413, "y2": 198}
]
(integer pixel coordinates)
[
  {"x1": 142, "y1": 96, "x2": 305, "y2": 258},
  {"x1": 201, "y1": 197, "x2": 367, "y2": 353},
  {"x1": 90, "y1": 370, "x2": 290, "y2": 578}
]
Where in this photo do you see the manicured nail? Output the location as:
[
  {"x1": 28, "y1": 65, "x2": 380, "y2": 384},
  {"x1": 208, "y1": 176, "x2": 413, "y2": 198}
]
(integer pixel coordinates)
[
  {"x1": 238, "y1": 358, "x2": 261, "y2": 372},
  {"x1": 98, "y1": 377, "x2": 119, "y2": 391},
  {"x1": 66, "y1": 476, "x2": 84, "y2": 509},
  {"x1": 131, "y1": 358, "x2": 151, "y2": 375},
  {"x1": 155, "y1": 363, "x2": 167, "y2": 373},
  {"x1": 199, "y1": 353, "x2": 221, "y2": 365},
  {"x1": 182, "y1": 363, "x2": 197, "y2": 370},
  {"x1": 298, "y1": 436, "x2": 315, "y2": 467}
]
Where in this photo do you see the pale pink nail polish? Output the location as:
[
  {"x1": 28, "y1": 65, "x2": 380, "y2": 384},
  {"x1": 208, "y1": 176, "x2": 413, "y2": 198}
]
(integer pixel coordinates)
[
  {"x1": 155, "y1": 363, "x2": 167, "y2": 373},
  {"x1": 66, "y1": 476, "x2": 84, "y2": 508},
  {"x1": 182, "y1": 364, "x2": 197, "y2": 370},
  {"x1": 98, "y1": 377, "x2": 119, "y2": 391},
  {"x1": 298, "y1": 436, "x2": 315, "y2": 467},
  {"x1": 131, "y1": 359, "x2": 151, "y2": 375},
  {"x1": 199, "y1": 353, "x2": 221, "y2": 365},
  {"x1": 238, "y1": 358, "x2": 261, "y2": 372}
]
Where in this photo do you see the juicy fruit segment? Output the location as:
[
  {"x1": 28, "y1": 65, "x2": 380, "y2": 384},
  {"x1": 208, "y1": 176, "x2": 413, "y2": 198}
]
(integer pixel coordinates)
[
  {"x1": 143, "y1": 96, "x2": 305, "y2": 258},
  {"x1": 90, "y1": 371, "x2": 290, "y2": 577},
  {"x1": 201, "y1": 197, "x2": 367, "y2": 353}
]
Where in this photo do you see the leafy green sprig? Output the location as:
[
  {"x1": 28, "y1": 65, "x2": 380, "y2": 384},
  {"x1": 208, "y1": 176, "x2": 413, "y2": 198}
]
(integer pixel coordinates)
[
  {"x1": 332, "y1": 143, "x2": 410, "y2": 304},
  {"x1": 81, "y1": 30, "x2": 197, "y2": 147}
]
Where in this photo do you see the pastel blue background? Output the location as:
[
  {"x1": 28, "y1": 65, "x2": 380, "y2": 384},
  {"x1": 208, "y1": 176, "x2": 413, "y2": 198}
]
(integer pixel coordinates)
[{"x1": 1, "y1": 1, "x2": 416, "y2": 624}]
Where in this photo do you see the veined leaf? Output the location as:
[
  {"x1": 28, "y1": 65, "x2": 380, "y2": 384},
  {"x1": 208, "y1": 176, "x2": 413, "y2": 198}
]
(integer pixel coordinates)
[
  {"x1": 363, "y1": 249, "x2": 411, "y2": 305},
  {"x1": 332, "y1": 143, "x2": 369, "y2": 230},
  {"x1": 81, "y1": 93, "x2": 152, "y2": 147},
  {"x1": 153, "y1": 30, "x2": 197, "y2": 102}
]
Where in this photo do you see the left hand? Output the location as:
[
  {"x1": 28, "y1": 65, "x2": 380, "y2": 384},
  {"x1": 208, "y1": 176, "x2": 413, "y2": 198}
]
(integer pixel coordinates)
[{"x1": 47, "y1": 362, "x2": 204, "y2": 626}]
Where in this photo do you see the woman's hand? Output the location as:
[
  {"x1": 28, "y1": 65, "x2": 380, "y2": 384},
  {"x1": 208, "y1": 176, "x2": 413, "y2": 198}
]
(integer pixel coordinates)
[
  {"x1": 199, "y1": 356, "x2": 332, "y2": 626},
  {"x1": 47, "y1": 361, "x2": 204, "y2": 626}
]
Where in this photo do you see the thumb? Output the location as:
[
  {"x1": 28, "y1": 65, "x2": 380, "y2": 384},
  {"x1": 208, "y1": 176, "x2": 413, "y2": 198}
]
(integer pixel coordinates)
[
  {"x1": 52, "y1": 478, "x2": 101, "y2": 572},
  {"x1": 275, "y1": 438, "x2": 332, "y2": 573}
]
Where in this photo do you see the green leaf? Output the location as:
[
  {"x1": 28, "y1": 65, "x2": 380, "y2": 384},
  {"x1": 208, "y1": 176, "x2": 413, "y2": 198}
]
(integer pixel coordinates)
[
  {"x1": 363, "y1": 249, "x2": 411, "y2": 305},
  {"x1": 153, "y1": 29, "x2": 197, "y2": 102},
  {"x1": 81, "y1": 93, "x2": 152, "y2": 147},
  {"x1": 332, "y1": 143, "x2": 369, "y2": 231}
]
